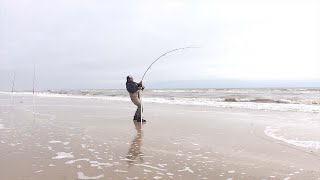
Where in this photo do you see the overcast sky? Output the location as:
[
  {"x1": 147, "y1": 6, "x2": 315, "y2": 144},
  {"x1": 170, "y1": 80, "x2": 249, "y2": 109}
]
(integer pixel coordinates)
[{"x1": 1, "y1": 0, "x2": 319, "y2": 90}]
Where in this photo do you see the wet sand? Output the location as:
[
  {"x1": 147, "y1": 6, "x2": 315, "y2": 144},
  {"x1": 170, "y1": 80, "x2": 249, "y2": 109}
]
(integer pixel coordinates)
[{"x1": 1, "y1": 93, "x2": 320, "y2": 180}]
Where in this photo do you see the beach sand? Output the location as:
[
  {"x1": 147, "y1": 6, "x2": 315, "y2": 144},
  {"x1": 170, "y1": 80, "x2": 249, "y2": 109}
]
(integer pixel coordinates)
[{"x1": 1, "y1": 93, "x2": 320, "y2": 180}]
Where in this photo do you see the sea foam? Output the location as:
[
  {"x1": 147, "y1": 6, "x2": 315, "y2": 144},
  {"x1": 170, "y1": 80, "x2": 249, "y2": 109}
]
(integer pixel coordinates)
[
  {"x1": 2, "y1": 89, "x2": 319, "y2": 113},
  {"x1": 265, "y1": 124, "x2": 320, "y2": 150}
]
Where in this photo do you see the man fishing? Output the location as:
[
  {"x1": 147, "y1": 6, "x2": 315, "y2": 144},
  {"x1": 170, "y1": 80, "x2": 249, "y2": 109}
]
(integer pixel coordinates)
[
  {"x1": 125, "y1": 47, "x2": 197, "y2": 123},
  {"x1": 126, "y1": 75, "x2": 146, "y2": 122}
]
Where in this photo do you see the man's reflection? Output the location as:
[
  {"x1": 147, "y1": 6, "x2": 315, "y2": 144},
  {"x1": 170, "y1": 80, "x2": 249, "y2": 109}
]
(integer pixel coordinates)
[{"x1": 126, "y1": 121, "x2": 144, "y2": 166}]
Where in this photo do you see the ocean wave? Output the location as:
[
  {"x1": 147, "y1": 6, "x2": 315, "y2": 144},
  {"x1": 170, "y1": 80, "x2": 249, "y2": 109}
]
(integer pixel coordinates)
[
  {"x1": 1, "y1": 90, "x2": 319, "y2": 113},
  {"x1": 265, "y1": 124, "x2": 320, "y2": 150},
  {"x1": 152, "y1": 89, "x2": 205, "y2": 93},
  {"x1": 222, "y1": 97, "x2": 320, "y2": 105}
]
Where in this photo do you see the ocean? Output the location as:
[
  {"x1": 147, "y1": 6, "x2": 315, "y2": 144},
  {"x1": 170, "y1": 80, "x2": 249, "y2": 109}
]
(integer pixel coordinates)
[{"x1": 22, "y1": 88, "x2": 320, "y2": 113}]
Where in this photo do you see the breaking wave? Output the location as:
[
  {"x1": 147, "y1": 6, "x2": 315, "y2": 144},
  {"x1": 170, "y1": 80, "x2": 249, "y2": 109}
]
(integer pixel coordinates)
[{"x1": 1, "y1": 88, "x2": 319, "y2": 113}]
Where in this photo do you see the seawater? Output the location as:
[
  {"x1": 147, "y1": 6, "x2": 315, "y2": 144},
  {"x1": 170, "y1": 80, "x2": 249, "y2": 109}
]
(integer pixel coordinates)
[{"x1": 22, "y1": 88, "x2": 320, "y2": 113}]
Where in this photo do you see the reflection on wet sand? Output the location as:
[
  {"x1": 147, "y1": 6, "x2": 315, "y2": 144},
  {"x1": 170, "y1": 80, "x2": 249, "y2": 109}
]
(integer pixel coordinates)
[{"x1": 126, "y1": 121, "x2": 144, "y2": 166}]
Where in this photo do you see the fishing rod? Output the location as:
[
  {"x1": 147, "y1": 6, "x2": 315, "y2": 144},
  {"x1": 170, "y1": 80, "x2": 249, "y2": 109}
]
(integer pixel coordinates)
[
  {"x1": 139, "y1": 46, "x2": 199, "y2": 124},
  {"x1": 140, "y1": 46, "x2": 200, "y2": 82}
]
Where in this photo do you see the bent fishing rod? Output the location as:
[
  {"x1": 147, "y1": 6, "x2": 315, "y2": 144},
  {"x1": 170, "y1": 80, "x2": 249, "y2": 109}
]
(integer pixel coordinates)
[
  {"x1": 139, "y1": 46, "x2": 199, "y2": 124},
  {"x1": 140, "y1": 46, "x2": 200, "y2": 82}
]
